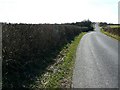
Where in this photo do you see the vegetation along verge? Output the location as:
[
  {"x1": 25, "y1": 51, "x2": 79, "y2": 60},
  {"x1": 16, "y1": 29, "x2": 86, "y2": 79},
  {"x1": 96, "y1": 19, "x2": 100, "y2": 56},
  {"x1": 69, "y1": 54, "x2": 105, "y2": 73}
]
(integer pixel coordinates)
[
  {"x1": 31, "y1": 32, "x2": 86, "y2": 89},
  {"x1": 101, "y1": 25, "x2": 120, "y2": 41},
  {"x1": 2, "y1": 20, "x2": 93, "y2": 89}
]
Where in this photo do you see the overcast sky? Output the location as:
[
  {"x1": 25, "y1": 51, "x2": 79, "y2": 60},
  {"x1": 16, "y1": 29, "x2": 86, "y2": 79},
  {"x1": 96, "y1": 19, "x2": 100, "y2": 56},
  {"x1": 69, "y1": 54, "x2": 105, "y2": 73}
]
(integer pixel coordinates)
[{"x1": 0, "y1": 0, "x2": 119, "y2": 24}]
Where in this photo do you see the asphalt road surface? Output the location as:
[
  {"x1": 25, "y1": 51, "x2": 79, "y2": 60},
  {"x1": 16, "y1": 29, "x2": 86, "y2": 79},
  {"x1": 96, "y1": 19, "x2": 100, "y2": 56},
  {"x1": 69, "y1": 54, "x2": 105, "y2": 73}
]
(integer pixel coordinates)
[{"x1": 72, "y1": 24, "x2": 118, "y2": 88}]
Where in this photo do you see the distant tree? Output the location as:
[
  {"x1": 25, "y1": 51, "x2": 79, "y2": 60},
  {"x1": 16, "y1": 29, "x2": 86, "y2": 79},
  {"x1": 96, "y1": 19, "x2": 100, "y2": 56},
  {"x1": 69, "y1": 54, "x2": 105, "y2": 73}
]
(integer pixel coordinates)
[
  {"x1": 99, "y1": 22, "x2": 107, "y2": 27},
  {"x1": 75, "y1": 20, "x2": 93, "y2": 31}
]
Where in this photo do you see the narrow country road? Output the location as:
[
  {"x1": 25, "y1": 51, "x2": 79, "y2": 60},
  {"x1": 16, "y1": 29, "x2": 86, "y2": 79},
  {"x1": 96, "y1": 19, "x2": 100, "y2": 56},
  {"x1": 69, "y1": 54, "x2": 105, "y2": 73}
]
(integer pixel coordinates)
[{"x1": 72, "y1": 24, "x2": 118, "y2": 88}]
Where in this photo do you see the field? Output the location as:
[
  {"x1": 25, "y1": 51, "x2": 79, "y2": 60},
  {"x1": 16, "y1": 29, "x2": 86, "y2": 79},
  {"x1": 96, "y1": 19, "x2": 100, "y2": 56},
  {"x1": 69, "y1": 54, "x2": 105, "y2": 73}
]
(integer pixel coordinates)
[
  {"x1": 101, "y1": 24, "x2": 120, "y2": 40},
  {"x1": 109, "y1": 25, "x2": 120, "y2": 28}
]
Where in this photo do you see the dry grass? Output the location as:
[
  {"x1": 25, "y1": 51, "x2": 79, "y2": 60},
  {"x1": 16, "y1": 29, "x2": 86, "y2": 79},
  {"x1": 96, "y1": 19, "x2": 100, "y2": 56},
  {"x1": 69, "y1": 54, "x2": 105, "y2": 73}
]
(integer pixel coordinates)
[{"x1": 32, "y1": 32, "x2": 86, "y2": 89}]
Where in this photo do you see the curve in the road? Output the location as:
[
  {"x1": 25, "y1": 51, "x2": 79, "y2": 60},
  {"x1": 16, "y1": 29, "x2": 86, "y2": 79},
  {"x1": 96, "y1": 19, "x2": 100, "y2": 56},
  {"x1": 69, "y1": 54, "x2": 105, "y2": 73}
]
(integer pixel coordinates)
[{"x1": 72, "y1": 24, "x2": 118, "y2": 88}]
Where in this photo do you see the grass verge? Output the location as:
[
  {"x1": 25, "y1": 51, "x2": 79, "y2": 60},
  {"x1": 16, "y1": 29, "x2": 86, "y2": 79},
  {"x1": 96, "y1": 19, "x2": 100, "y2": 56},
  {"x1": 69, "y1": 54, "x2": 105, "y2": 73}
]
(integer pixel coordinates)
[
  {"x1": 101, "y1": 29, "x2": 120, "y2": 41},
  {"x1": 30, "y1": 32, "x2": 86, "y2": 89}
]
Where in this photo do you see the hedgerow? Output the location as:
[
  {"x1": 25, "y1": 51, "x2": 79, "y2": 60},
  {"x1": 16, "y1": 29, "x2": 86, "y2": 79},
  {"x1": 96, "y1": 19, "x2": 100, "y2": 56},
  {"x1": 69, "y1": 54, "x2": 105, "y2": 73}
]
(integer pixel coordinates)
[{"x1": 2, "y1": 23, "x2": 93, "y2": 88}]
